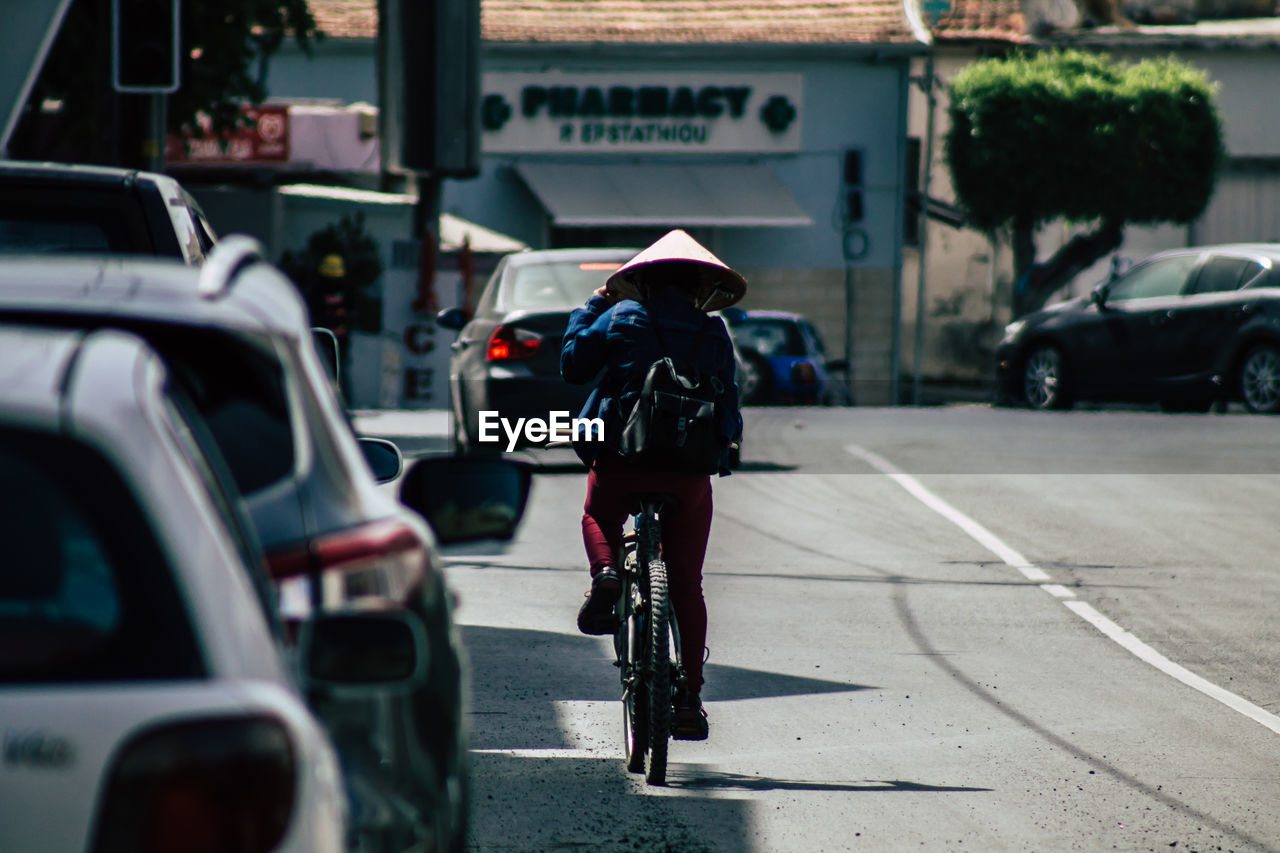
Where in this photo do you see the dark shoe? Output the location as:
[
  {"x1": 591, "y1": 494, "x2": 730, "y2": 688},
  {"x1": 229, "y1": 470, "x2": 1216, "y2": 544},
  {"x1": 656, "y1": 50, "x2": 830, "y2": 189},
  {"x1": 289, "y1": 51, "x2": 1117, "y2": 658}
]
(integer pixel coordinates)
[
  {"x1": 671, "y1": 695, "x2": 709, "y2": 741},
  {"x1": 576, "y1": 568, "x2": 621, "y2": 635}
]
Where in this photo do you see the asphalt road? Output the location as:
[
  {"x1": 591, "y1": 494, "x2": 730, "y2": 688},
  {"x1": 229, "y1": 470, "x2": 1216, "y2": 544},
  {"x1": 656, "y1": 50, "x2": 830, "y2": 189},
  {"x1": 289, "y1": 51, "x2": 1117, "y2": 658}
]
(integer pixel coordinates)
[{"x1": 442, "y1": 404, "x2": 1280, "y2": 853}]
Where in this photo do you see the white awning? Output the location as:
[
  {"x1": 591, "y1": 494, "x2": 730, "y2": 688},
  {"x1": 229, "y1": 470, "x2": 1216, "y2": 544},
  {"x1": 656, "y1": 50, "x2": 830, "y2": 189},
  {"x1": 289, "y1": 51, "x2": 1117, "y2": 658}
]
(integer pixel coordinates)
[{"x1": 514, "y1": 163, "x2": 813, "y2": 228}]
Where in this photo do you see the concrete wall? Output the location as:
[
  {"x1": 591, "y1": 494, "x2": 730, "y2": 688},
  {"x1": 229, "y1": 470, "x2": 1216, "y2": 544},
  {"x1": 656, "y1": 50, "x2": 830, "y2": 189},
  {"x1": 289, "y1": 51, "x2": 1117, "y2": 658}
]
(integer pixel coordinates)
[
  {"x1": 740, "y1": 266, "x2": 897, "y2": 404},
  {"x1": 266, "y1": 39, "x2": 380, "y2": 106}
]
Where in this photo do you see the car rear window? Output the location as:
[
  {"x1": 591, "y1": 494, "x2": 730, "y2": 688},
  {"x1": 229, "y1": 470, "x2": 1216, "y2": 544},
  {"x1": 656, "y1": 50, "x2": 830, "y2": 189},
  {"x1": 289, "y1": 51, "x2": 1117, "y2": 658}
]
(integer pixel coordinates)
[
  {"x1": 148, "y1": 328, "x2": 295, "y2": 496},
  {"x1": 0, "y1": 428, "x2": 205, "y2": 684},
  {"x1": 732, "y1": 319, "x2": 807, "y2": 358},
  {"x1": 0, "y1": 219, "x2": 115, "y2": 254},
  {"x1": 502, "y1": 260, "x2": 623, "y2": 311}
]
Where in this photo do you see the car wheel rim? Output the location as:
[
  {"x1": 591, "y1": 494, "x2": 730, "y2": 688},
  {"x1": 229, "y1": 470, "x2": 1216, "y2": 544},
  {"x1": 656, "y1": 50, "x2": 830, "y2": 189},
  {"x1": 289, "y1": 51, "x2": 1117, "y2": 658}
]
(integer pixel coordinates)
[
  {"x1": 1024, "y1": 349, "x2": 1059, "y2": 408},
  {"x1": 1242, "y1": 349, "x2": 1280, "y2": 411}
]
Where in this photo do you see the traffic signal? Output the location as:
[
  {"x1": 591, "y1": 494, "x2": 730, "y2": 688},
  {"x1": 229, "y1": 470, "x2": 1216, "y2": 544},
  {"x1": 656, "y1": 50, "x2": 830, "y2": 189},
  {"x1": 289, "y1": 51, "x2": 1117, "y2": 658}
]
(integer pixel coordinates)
[
  {"x1": 842, "y1": 149, "x2": 864, "y2": 223},
  {"x1": 112, "y1": 0, "x2": 180, "y2": 93}
]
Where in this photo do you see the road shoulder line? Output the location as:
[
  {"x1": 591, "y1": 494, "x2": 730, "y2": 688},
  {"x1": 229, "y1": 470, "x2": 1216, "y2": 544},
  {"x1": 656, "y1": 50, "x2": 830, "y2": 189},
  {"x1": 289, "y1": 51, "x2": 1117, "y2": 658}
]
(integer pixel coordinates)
[{"x1": 844, "y1": 442, "x2": 1280, "y2": 738}]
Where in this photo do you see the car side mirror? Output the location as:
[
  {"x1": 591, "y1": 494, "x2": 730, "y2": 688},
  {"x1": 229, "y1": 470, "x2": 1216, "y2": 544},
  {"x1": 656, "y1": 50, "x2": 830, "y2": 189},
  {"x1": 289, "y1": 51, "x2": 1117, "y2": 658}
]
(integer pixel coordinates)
[
  {"x1": 398, "y1": 456, "x2": 532, "y2": 544},
  {"x1": 719, "y1": 307, "x2": 747, "y2": 324},
  {"x1": 312, "y1": 327, "x2": 340, "y2": 383},
  {"x1": 358, "y1": 437, "x2": 403, "y2": 484},
  {"x1": 436, "y1": 307, "x2": 468, "y2": 331},
  {"x1": 1091, "y1": 286, "x2": 1109, "y2": 310},
  {"x1": 299, "y1": 610, "x2": 428, "y2": 696}
]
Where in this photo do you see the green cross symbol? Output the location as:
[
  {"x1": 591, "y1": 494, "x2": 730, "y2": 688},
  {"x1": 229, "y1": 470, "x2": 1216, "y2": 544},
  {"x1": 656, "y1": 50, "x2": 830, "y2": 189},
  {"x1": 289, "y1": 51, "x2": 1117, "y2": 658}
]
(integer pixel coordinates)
[{"x1": 922, "y1": 0, "x2": 951, "y2": 23}]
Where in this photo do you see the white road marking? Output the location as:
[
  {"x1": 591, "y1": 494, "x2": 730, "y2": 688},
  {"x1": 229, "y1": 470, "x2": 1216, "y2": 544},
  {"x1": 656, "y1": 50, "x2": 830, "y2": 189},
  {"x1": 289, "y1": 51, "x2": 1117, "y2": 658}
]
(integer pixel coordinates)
[
  {"x1": 471, "y1": 748, "x2": 607, "y2": 760},
  {"x1": 845, "y1": 443, "x2": 1280, "y2": 737}
]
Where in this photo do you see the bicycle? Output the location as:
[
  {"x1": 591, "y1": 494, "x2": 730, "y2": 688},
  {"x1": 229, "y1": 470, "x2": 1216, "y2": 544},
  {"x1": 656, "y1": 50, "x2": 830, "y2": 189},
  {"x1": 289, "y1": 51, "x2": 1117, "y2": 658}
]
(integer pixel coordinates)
[{"x1": 612, "y1": 493, "x2": 687, "y2": 786}]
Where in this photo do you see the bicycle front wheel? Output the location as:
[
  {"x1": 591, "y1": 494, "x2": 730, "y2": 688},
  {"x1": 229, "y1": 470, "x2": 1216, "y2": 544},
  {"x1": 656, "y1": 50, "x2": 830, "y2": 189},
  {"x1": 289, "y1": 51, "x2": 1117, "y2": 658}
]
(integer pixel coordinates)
[{"x1": 646, "y1": 557, "x2": 672, "y2": 785}]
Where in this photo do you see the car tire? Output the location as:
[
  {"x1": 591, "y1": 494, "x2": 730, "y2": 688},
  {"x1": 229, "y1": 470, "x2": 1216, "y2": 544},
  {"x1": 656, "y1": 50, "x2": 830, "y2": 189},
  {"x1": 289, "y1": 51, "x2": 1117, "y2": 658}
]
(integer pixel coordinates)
[
  {"x1": 1021, "y1": 344, "x2": 1073, "y2": 410},
  {"x1": 740, "y1": 349, "x2": 773, "y2": 406},
  {"x1": 1238, "y1": 344, "x2": 1280, "y2": 414}
]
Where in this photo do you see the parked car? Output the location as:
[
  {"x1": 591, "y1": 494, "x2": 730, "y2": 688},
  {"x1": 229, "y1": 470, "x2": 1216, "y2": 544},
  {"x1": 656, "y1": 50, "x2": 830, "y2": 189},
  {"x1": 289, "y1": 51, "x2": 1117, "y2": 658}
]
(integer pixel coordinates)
[
  {"x1": 721, "y1": 308, "x2": 849, "y2": 405},
  {"x1": 0, "y1": 242, "x2": 532, "y2": 853},
  {"x1": 0, "y1": 159, "x2": 217, "y2": 264},
  {"x1": 437, "y1": 247, "x2": 639, "y2": 453},
  {"x1": 995, "y1": 244, "x2": 1280, "y2": 413},
  {"x1": 0, "y1": 323, "x2": 349, "y2": 853}
]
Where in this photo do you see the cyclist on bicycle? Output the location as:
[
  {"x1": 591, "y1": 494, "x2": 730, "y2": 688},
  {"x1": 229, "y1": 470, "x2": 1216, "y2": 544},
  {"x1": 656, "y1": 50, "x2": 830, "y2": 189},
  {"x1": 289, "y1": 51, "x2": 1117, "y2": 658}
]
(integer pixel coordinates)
[{"x1": 560, "y1": 229, "x2": 744, "y2": 741}]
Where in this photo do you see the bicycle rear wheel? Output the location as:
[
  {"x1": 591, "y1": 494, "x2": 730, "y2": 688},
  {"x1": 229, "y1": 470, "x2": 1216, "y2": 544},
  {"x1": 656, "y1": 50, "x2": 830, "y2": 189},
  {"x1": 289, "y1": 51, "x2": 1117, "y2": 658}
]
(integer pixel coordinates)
[{"x1": 645, "y1": 557, "x2": 672, "y2": 785}]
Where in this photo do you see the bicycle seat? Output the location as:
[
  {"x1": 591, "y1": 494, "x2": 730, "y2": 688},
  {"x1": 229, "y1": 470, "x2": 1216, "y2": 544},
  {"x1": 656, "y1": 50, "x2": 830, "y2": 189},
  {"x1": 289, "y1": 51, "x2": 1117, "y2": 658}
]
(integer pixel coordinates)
[{"x1": 627, "y1": 492, "x2": 680, "y2": 514}]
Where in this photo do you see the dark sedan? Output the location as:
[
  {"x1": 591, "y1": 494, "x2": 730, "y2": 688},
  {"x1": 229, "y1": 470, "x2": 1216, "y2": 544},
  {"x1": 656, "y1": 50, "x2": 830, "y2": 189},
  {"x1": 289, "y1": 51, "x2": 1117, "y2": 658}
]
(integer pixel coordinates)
[
  {"x1": 995, "y1": 244, "x2": 1280, "y2": 413},
  {"x1": 437, "y1": 247, "x2": 638, "y2": 452}
]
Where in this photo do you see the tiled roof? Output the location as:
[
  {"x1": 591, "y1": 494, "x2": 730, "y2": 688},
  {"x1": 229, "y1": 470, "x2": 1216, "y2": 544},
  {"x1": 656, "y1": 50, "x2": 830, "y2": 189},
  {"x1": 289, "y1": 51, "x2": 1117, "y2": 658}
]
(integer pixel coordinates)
[
  {"x1": 309, "y1": 1, "x2": 376, "y2": 40},
  {"x1": 307, "y1": 0, "x2": 924, "y2": 45},
  {"x1": 930, "y1": 0, "x2": 1028, "y2": 42}
]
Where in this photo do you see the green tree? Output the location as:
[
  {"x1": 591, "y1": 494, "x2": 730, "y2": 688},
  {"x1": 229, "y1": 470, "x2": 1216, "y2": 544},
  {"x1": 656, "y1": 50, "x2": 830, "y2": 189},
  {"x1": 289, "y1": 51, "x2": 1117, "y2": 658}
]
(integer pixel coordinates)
[
  {"x1": 945, "y1": 50, "x2": 1224, "y2": 318},
  {"x1": 10, "y1": 0, "x2": 321, "y2": 166}
]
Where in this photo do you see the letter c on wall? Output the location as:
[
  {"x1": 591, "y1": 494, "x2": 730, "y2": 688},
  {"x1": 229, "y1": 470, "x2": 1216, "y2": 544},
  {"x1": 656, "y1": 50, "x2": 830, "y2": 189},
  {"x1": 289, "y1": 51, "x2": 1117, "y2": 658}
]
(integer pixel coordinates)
[{"x1": 404, "y1": 324, "x2": 435, "y2": 355}]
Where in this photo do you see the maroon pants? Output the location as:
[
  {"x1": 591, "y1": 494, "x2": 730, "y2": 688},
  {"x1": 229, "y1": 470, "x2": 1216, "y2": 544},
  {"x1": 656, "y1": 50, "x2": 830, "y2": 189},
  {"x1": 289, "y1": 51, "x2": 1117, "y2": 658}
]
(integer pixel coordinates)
[{"x1": 582, "y1": 453, "x2": 712, "y2": 695}]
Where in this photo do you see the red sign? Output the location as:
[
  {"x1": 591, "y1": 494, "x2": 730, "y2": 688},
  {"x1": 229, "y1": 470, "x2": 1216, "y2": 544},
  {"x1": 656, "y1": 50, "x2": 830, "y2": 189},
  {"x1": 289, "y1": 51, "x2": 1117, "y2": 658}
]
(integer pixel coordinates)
[{"x1": 166, "y1": 105, "x2": 290, "y2": 164}]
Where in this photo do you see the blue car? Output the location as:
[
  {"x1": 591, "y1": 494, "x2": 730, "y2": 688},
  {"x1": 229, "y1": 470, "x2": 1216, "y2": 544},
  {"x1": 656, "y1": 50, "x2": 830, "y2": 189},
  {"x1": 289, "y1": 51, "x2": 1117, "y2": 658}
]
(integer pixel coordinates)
[{"x1": 722, "y1": 309, "x2": 848, "y2": 405}]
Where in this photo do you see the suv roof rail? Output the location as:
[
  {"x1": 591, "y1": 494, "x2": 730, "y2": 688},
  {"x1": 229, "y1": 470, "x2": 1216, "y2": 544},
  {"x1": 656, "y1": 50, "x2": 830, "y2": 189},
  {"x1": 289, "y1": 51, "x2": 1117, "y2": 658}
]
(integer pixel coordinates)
[{"x1": 198, "y1": 235, "x2": 267, "y2": 299}]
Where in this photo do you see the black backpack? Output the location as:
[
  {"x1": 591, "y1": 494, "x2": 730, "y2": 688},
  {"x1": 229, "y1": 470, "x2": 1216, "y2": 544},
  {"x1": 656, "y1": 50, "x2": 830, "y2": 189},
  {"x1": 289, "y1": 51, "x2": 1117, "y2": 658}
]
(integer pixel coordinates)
[{"x1": 618, "y1": 310, "x2": 726, "y2": 475}]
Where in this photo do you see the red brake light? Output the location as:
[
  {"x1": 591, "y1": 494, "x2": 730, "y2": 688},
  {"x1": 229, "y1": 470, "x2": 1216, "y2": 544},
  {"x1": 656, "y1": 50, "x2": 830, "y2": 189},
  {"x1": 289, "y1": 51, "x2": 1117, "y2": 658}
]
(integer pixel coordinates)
[
  {"x1": 486, "y1": 325, "x2": 542, "y2": 362},
  {"x1": 791, "y1": 362, "x2": 818, "y2": 387},
  {"x1": 92, "y1": 716, "x2": 295, "y2": 853},
  {"x1": 579, "y1": 262, "x2": 622, "y2": 271},
  {"x1": 266, "y1": 517, "x2": 426, "y2": 580}
]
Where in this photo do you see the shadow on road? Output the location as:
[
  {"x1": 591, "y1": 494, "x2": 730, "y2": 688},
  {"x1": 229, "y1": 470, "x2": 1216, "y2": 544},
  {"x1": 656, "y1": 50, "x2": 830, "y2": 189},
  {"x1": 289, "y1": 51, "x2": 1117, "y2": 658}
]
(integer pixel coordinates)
[
  {"x1": 462, "y1": 624, "x2": 871, "y2": 742},
  {"x1": 666, "y1": 769, "x2": 991, "y2": 794}
]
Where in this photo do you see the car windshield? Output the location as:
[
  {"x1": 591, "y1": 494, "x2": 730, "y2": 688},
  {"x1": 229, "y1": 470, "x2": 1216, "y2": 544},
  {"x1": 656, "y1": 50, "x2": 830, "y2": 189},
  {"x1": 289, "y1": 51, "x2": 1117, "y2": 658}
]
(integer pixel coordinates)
[
  {"x1": 732, "y1": 318, "x2": 807, "y2": 357},
  {"x1": 0, "y1": 428, "x2": 205, "y2": 684},
  {"x1": 501, "y1": 260, "x2": 624, "y2": 311}
]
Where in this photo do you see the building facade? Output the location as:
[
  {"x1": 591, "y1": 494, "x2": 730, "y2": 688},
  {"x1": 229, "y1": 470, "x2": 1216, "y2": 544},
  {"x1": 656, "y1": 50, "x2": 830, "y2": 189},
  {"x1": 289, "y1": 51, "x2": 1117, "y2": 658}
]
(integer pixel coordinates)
[{"x1": 270, "y1": 0, "x2": 930, "y2": 406}]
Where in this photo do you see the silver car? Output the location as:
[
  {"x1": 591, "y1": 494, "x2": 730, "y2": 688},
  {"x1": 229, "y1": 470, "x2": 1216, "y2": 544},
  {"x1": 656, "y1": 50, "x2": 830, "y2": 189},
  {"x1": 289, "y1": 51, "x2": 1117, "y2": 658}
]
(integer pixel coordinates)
[
  {"x1": 0, "y1": 241, "x2": 532, "y2": 852},
  {"x1": 0, "y1": 323, "x2": 348, "y2": 853}
]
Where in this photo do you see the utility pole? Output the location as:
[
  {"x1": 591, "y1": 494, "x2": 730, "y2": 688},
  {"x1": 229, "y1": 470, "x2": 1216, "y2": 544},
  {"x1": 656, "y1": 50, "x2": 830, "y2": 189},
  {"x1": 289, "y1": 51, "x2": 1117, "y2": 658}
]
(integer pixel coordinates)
[{"x1": 912, "y1": 0, "x2": 949, "y2": 405}]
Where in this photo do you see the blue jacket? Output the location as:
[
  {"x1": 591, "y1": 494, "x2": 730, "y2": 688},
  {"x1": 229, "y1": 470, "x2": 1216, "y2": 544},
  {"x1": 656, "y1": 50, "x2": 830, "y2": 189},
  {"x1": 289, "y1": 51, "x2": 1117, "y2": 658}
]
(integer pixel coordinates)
[{"x1": 561, "y1": 287, "x2": 743, "y2": 472}]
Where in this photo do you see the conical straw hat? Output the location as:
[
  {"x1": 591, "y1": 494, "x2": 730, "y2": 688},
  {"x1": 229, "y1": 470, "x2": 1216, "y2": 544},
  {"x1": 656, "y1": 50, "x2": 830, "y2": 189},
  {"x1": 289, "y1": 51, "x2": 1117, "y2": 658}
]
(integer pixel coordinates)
[{"x1": 606, "y1": 229, "x2": 747, "y2": 311}]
